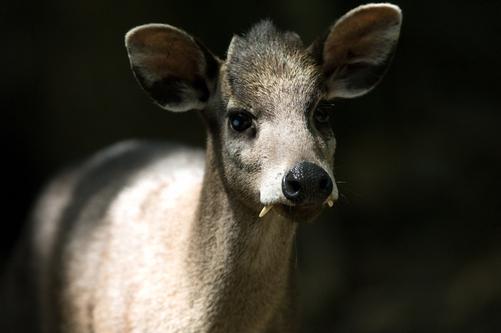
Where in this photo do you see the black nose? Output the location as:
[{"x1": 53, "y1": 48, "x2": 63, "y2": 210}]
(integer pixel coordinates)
[{"x1": 282, "y1": 162, "x2": 333, "y2": 205}]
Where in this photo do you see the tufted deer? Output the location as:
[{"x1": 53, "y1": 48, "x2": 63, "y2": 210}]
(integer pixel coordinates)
[{"x1": 1, "y1": 3, "x2": 401, "y2": 333}]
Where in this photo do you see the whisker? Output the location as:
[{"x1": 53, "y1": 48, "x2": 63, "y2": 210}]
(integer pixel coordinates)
[{"x1": 337, "y1": 192, "x2": 351, "y2": 205}]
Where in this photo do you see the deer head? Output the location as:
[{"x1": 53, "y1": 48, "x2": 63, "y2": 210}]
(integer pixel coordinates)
[{"x1": 125, "y1": 3, "x2": 402, "y2": 222}]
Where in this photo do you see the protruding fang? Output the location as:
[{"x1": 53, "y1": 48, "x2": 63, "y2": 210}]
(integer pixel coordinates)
[
  {"x1": 325, "y1": 194, "x2": 335, "y2": 208},
  {"x1": 259, "y1": 205, "x2": 273, "y2": 218}
]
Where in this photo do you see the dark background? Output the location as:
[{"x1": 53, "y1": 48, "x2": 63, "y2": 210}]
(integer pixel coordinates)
[{"x1": 2, "y1": 0, "x2": 500, "y2": 332}]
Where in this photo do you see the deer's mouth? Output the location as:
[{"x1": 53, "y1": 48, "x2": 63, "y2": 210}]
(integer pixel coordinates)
[
  {"x1": 259, "y1": 194, "x2": 335, "y2": 220},
  {"x1": 273, "y1": 203, "x2": 324, "y2": 221}
]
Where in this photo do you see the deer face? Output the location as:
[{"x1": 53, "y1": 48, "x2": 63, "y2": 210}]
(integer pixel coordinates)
[
  {"x1": 125, "y1": 4, "x2": 402, "y2": 220},
  {"x1": 215, "y1": 24, "x2": 337, "y2": 220}
]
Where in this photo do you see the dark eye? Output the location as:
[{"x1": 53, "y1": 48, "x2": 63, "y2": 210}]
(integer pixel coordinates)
[
  {"x1": 229, "y1": 111, "x2": 253, "y2": 132},
  {"x1": 313, "y1": 101, "x2": 334, "y2": 126},
  {"x1": 314, "y1": 108, "x2": 330, "y2": 124}
]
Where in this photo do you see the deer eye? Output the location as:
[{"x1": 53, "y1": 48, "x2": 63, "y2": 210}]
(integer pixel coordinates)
[
  {"x1": 314, "y1": 108, "x2": 330, "y2": 124},
  {"x1": 313, "y1": 101, "x2": 333, "y2": 125},
  {"x1": 229, "y1": 111, "x2": 253, "y2": 132}
]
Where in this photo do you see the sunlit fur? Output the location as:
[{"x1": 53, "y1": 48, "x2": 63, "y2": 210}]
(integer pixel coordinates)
[
  {"x1": 1, "y1": 4, "x2": 401, "y2": 333},
  {"x1": 214, "y1": 20, "x2": 338, "y2": 213}
]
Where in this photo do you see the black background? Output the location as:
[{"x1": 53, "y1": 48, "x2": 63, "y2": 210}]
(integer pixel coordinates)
[{"x1": 2, "y1": 0, "x2": 500, "y2": 332}]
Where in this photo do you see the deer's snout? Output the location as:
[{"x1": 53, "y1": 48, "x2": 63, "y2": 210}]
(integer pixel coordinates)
[{"x1": 282, "y1": 162, "x2": 333, "y2": 205}]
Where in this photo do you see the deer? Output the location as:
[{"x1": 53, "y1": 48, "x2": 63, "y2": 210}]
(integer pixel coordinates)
[{"x1": 0, "y1": 3, "x2": 402, "y2": 333}]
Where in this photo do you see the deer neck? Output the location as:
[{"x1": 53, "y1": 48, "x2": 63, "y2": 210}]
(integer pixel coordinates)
[{"x1": 186, "y1": 134, "x2": 298, "y2": 331}]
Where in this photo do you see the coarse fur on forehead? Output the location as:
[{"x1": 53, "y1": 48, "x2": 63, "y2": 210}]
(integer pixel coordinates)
[{"x1": 225, "y1": 20, "x2": 322, "y2": 116}]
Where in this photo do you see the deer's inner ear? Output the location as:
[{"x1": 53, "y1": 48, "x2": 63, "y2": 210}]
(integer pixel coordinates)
[
  {"x1": 125, "y1": 24, "x2": 219, "y2": 112},
  {"x1": 309, "y1": 4, "x2": 402, "y2": 99}
]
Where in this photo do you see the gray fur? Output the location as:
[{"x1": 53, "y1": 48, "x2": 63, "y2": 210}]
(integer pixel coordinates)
[
  {"x1": 226, "y1": 20, "x2": 320, "y2": 117},
  {"x1": 1, "y1": 4, "x2": 401, "y2": 332}
]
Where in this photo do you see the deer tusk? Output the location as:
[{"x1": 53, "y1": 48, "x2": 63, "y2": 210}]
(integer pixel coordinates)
[
  {"x1": 259, "y1": 205, "x2": 273, "y2": 218},
  {"x1": 325, "y1": 194, "x2": 335, "y2": 208}
]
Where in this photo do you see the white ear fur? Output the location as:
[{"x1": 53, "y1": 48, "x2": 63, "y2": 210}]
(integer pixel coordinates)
[
  {"x1": 313, "y1": 3, "x2": 402, "y2": 99},
  {"x1": 125, "y1": 24, "x2": 218, "y2": 112}
]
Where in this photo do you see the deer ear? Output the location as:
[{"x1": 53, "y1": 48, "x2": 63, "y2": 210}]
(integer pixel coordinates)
[
  {"x1": 309, "y1": 4, "x2": 402, "y2": 99},
  {"x1": 125, "y1": 24, "x2": 219, "y2": 112}
]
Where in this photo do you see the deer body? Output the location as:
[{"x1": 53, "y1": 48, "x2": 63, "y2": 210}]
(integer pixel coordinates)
[
  {"x1": 1, "y1": 4, "x2": 401, "y2": 332},
  {"x1": 26, "y1": 141, "x2": 295, "y2": 332}
]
